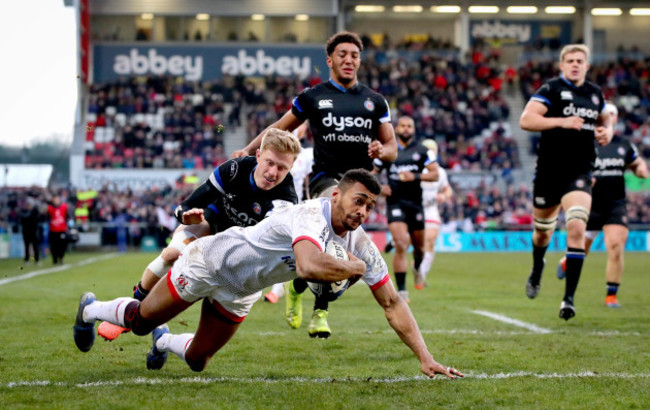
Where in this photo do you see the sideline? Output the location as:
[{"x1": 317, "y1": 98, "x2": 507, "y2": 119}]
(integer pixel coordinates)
[
  {"x1": 0, "y1": 253, "x2": 118, "y2": 286},
  {"x1": 471, "y1": 310, "x2": 553, "y2": 334}
]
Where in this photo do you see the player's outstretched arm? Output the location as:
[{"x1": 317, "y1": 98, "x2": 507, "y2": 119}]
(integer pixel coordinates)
[
  {"x1": 232, "y1": 111, "x2": 303, "y2": 158},
  {"x1": 293, "y1": 239, "x2": 365, "y2": 282},
  {"x1": 371, "y1": 282, "x2": 464, "y2": 379}
]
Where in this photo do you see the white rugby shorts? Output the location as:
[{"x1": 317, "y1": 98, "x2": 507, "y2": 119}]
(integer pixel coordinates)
[{"x1": 167, "y1": 240, "x2": 262, "y2": 322}]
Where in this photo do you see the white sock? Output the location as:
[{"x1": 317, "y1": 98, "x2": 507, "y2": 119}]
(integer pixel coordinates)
[
  {"x1": 420, "y1": 252, "x2": 435, "y2": 278},
  {"x1": 84, "y1": 297, "x2": 136, "y2": 327},
  {"x1": 162, "y1": 333, "x2": 195, "y2": 361},
  {"x1": 271, "y1": 282, "x2": 286, "y2": 298}
]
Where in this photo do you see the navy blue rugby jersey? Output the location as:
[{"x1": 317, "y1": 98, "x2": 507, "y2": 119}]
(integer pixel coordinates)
[
  {"x1": 291, "y1": 79, "x2": 391, "y2": 178},
  {"x1": 374, "y1": 140, "x2": 435, "y2": 204},
  {"x1": 179, "y1": 156, "x2": 298, "y2": 232},
  {"x1": 530, "y1": 75, "x2": 605, "y2": 176},
  {"x1": 592, "y1": 135, "x2": 640, "y2": 206}
]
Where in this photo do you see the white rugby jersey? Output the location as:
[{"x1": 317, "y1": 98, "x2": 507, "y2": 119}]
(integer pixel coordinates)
[
  {"x1": 421, "y1": 166, "x2": 449, "y2": 208},
  {"x1": 197, "y1": 198, "x2": 389, "y2": 297}
]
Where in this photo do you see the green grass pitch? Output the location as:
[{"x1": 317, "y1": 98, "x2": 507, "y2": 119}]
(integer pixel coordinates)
[{"x1": 1, "y1": 250, "x2": 649, "y2": 408}]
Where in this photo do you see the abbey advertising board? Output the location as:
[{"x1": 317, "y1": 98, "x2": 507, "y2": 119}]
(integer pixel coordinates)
[
  {"x1": 469, "y1": 20, "x2": 572, "y2": 46},
  {"x1": 93, "y1": 44, "x2": 329, "y2": 82}
]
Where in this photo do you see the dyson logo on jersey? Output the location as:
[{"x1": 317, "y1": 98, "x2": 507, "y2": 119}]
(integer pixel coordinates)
[
  {"x1": 113, "y1": 49, "x2": 203, "y2": 81},
  {"x1": 595, "y1": 157, "x2": 625, "y2": 169},
  {"x1": 322, "y1": 112, "x2": 373, "y2": 131},
  {"x1": 562, "y1": 103, "x2": 599, "y2": 119},
  {"x1": 222, "y1": 202, "x2": 259, "y2": 226},
  {"x1": 221, "y1": 50, "x2": 311, "y2": 78},
  {"x1": 389, "y1": 163, "x2": 420, "y2": 176}
]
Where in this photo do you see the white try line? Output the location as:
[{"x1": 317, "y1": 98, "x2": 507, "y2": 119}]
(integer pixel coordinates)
[
  {"x1": 0, "y1": 253, "x2": 118, "y2": 286},
  {"x1": 471, "y1": 310, "x2": 553, "y2": 334},
  {"x1": 5, "y1": 371, "x2": 650, "y2": 388}
]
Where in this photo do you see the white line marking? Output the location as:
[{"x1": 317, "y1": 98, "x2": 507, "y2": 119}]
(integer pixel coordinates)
[
  {"x1": 249, "y1": 329, "x2": 644, "y2": 337},
  {"x1": 471, "y1": 310, "x2": 553, "y2": 334},
  {"x1": 0, "y1": 253, "x2": 118, "y2": 286},
  {"x1": 6, "y1": 372, "x2": 650, "y2": 388}
]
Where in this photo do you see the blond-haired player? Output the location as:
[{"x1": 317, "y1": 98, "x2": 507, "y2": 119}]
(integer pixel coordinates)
[{"x1": 98, "y1": 128, "x2": 301, "y2": 340}]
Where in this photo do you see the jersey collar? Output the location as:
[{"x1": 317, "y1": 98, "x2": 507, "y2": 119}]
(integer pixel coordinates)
[
  {"x1": 328, "y1": 78, "x2": 358, "y2": 93},
  {"x1": 249, "y1": 165, "x2": 259, "y2": 192},
  {"x1": 560, "y1": 73, "x2": 581, "y2": 90}
]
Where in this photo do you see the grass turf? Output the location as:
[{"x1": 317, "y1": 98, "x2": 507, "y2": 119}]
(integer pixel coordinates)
[{"x1": 0, "y1": 250, "x2": 649, "y2": 408}]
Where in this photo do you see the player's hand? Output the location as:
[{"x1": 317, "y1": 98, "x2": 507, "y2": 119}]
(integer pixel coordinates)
[
  {"x1": 231, "y1": 149, "x2": 248, "y2": 158},
  {"x1": 399, "y1": 171, "x2": 416, "y2": 182},
  {"x1": 368, "y1": 140, "x2": 384, "y2": 159},
  {"x1": 346, "y1": 252, "x2": 366, "y2": 276},
  {"x1": 594, "y1": 126, "x2": 612, "y2": 145},
  {"x1": 381, "y1": 184, "x2": 392, "y2": 196},
  {"x1": 422, "y1": 356, "x2": 465, "y2": 379},
  {"x1": 436, "y1": 193, "x2": 446, "y2": 203},
  {"x1": 182, "y1": 208, "x2": 204, "y2": 225},
  {"x1": 562, "y1": 116, "x2": 584, "y2": 131}
]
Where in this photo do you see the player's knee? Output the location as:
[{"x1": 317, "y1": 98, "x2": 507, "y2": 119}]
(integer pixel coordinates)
[
  {"x1": 607, "y1": 240, "x2": 624, "y2": 255},
  {"x1": 566, "y1": 206, "x2": 589, "y2": 225},
  {"x1": 393, "y1": 237, "x2": 410, "y2": 252},
  {"x1": 534, "y1": 216, "x2": 557, "y2": 233},
  {"x1": 185, "y1": 356, "x2": 209, "y2": 372}
]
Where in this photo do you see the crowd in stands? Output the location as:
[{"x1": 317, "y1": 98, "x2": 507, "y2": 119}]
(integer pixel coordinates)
[
  {"x1": 84, "y1": 76, "x2": 231, "y2": 169},
  {"x1": 84, "y1": 42, "x2": 519, "y2": 173}
]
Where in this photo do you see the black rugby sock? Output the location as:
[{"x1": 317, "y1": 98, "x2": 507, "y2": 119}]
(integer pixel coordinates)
[
  {"x1": 530, "y1": 244, "x2": 548, "y2": 281},
  {"x1": 563, "y1": 248, "x2": 585, "y2": 304},
  {"x1": 395, "y1": 272, "x2": 406, "y2": 291},
  {"x1": 292, "y1": 278, "x2": 309, "y2": 294},
  {"x1": 606, "y1": 282, "x2": 620, "y2": 296}
]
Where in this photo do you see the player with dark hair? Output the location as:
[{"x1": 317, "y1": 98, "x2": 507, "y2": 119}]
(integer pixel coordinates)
[
  {"x1": 233, "y1": 31, "x2": 397, "y2": 338},
  {"x1": 97, "y1": 128, "x2": 301, "y2": 341},
  {"x1": 374, "y1": 116, "x2": 439, "y2": 302},
  {"x1": 73, "y1": 169, "x2": 463, "y2": 380},
  {"x1": 556, "y1": 102, "x2": 648, "y2": 308},
  {"x1": 520, "y1": 44, "x2": 614, "y2": 320}
]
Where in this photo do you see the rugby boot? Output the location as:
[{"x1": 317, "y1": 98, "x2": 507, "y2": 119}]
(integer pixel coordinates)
[
  {"x1": 559, "y1": 300, "x2": 576, "y2": 321},
  {"x1": 308, "y1": 309, "x2": 331, "y2": 339},
  {"x1": 605, "y1": 295, "x2": 621, "y2": 308},
  {"x1": 98, "y1": 322, "x2": 130, "y2": 341},
  {"x1": 285, "y1": 281, "x2": 303, "y2": 329},
  {"x1": 146, "y1": 324, "x2": 170, "y2": 370},
  {"x1": 526, "y1": 259, "x2": 545, "y2": 299},
  {"x1": 73, "y1": 292, "x2": 97, "y2": 352}
]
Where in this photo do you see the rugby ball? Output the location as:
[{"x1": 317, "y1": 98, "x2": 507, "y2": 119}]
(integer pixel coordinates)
[{"x1": 307, "y1": 241, "x2": 350, "y2": 301}]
